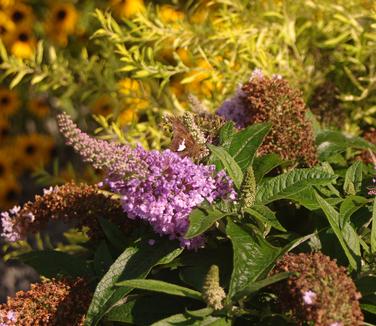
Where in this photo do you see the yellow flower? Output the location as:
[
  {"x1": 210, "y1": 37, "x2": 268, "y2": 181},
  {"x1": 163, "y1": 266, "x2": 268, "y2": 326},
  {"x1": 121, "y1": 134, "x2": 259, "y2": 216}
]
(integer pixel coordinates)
[
  {"x1": 0, "y1": 176, "x2": 21, "y2": 209},
  {"x1": 90, "y1": 95, "x2": 114, "y2": 117},
  {"x1": 0, "y1": 11, "x2": 15, "y2": 46},
  {"x1": 10, "y1": 28, "x2": 35, "y2": 59},
  {"x1": 28, "y1": 96, "x2": 50, "y2": 118},
  {"x1": 6, "y1": 2, "x2": 34, "y2": 27},
  {"x1": 110, "y1": 0, "x2": 145, "y2": 19},
  {"x1": 0, "y1": 87, "x2": 20, "y2": 116},
  {"x1": 14, "y1": 133, "x2": 55, "y2": 172},
  {"x1": 118, "y1": 108, "x2": 136, "y2": 126},
  {"x1": 45, "y1": 2, "x2": 78, "y2": 46},
  {"x1": 0, "y1": 116, "x2": 10, "y2": 141},
  {"x1": 118, "y1": 78, "x2": 149, "y2": 110},
  {"x1": 0, "y1": 149, "x2": 15, "y2": 179},
  {"x1": 158, "y1": 5, "x2": 184, "y2": 24}
]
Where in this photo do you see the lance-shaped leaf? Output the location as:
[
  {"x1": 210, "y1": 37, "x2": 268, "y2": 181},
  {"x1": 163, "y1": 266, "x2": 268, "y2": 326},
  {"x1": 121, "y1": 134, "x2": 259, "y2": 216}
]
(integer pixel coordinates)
[
  {"x1": 314, "y1": 192, "x2": 359, "y2": 270},
  {"x1": 245, "y1": 205, "x2": 286, "y2": 232},
  {"x1": 256, "y1": 168, "x2": 336, "y2": 204},
  {"x1": 343, "y1": 161, "x2": 363, "y2": 195},
  {"x1": 84, "y1": 239, "x2": 182, "y2": 325},
  {"x1": 116, "y1": 279, "x2": 202, "y2": 300},
  {"x1": 226, "y1": 220, "x2": 281, "y2": 299},
  {"x1": 185, "y1": 207, "x2": 232, "y2": 239},
  {"x1": 207, "y1": 144, "x2": 243, "y2": 188},
  {"x1": 228, "y1": 122, "x2": 272, "y2": 171}
]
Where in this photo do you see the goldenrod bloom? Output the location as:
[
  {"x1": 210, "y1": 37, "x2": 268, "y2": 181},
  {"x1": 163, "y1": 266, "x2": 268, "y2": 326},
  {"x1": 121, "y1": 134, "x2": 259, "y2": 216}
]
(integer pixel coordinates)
[
  {"x1": 28, "y1": 96, "x2": 50, "y2": 118},
  {"x1": 158, "y1": 5, "x2": 184, "y2": 24},
  {"x1": 0, "y1": 87, "x2": 20, "y2": 116},
  {"x1": 110, "y1": 0, "x2": 145, "y2": 19},
  {"x1": 10, "y1": 28, "x2": 35, "y2": 59},
  {"x1": 118, "y1": 78, "x2": 149, "y2": 110},
  {"x1": 90, "y1": 95, "x2": 114, "y2": 117}
]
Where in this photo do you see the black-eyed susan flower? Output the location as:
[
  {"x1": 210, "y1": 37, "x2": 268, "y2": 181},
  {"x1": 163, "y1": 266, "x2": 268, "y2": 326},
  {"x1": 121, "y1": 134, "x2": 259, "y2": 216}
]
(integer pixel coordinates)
[
  {"x1": 90, "y1": 95, "x2": 114, "y2": 117},
  {"x1": 6, "y1": 2, "x2": 33, "y2": 27},
  {"x1": 28, "y1": 96, "x2": 50, "y2": 118},
  {"x1": 0, "y1": 176, "x2": 21, "y2": 209},
  {"x1": 109, "y1": 0, "x2": 145, "y2": 19},
  {"x1": 0, "y1": 149, "x2": 14, "y2": 179},
  {"x1": 0, "y1": 11, "x2": 15, "y2": 45},
  {"x1": 45, "y1": 2, "x2": 78, "y2": 46},
  {"x1": 0, "y1": 116, "x2": 10, "y2": 141},
  {"x1": 0, "y1": 87, "x2": 20, "y2": 117},
  {"x1": 14, "y1": 133, "x2": 55, "y2": 171},
  {"x1": 10, "y1": 28, "x2": 35, "y2": 59}
]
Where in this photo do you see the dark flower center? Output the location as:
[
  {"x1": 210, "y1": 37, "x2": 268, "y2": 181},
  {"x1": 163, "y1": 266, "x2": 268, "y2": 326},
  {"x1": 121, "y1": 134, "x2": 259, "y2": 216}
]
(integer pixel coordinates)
[
  {"x1": 0, "y1": 163, "x2": 4, "y2": 176},
  {"x1": 18, "y1": 32, "x2": 29, "y2": 42},
  {"x1": 6, "y1": 189, "x2": 17, "y2": 201},
  {"x1": 0, "y1": 96, "x2": 10, "y2": 106},
  {"x1": 0, "y1": 25, "x2": 7, "y2": 35},
  {"x1": 25, "y1": 144, "x2": 36, "y2": 155},
  {"x1": 56, "y1": 9, "x2": 67, "y2": 21},
  {"x1": 101, "y1": 104, "x2": 111, "y2": 113},
  {"x1": 12, "y1": 10, "x2": 25, "y2": 23}
]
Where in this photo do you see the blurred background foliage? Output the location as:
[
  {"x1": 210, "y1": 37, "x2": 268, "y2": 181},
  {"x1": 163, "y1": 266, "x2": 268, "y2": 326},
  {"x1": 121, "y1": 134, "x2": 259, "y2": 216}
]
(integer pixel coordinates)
[{"x1": 0, "y1": 0, "x2": 375, "y2": 211}]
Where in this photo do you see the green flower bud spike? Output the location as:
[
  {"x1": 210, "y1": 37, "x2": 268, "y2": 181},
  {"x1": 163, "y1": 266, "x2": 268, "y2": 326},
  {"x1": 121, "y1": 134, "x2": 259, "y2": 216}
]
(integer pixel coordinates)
[
  {"x1": 240, "y1": 165, "x2": 256, "y2": 209},
  {"x1": 202, "y1": 265, "x2": 226, "y2": 310}
]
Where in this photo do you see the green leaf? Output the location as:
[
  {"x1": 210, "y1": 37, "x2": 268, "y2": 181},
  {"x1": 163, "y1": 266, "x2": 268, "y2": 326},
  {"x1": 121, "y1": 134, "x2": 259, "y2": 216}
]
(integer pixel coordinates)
[
  {"x1": 105, "y1": 295, "x2": 188, "y2": 325},
  {"x1": 371, "y1": 198, "x2": 376, "y2": 253},
  {"x1": 339, "y1": 195, "x2": 368, "y2": 228},
  {"x1": 98, "y1": 217, "x2": 127, "y2": 252},
  {"x1": 207, "y1": 144, "x2": 243, "y2": 188},
  {"x1": 152, "y1": 310, "x2": 230, "y2": 326},
  {"x1": 253, "y1": 153, "x2": 284, "y2": 183},
  {"x1": 84, "y1": 239, "x2": 181, "y2": 326},
  {"x1": 316, "y1": 130, "x2": 376, "y2": 160},
  {"x1": 218, "y1": 122, "x2": 236, "y2": 149},
  {"x1": 361, "y1": 304, "x2": 376, "y2": 315},
  {"x1": 343, "y1": 161, "x2": 363, "y2": 195},
  {"x1": 256, "y1": 168, "x2": 336, "y2": 204},
  {"x1": 228, "y1": 122, "x2": 272, "y2": 171},
  {"x1": 94, "y1": 241, "x2": 113, "y2": 277},
  {"x1": 19, "y1": 250, "x2": 93, "y2": 278},
  {"x1": 185, "y1": 207, "x2": 232, "y2": 239},
  {"x1": 226, "y1": 220, "x2": 281, "y2": 299},
  {"x1": 116, "y1": 279, "x2": 202, "y2": 300},
  {"x1": 245, "y1": 205, "x2": 286, "y2": 232},
  {"x1": 314, "y1": 192, "x2": 359, "y2": 270},
  {"x1": 233, "y1": 272, "x2": 291, "y2": 300}
]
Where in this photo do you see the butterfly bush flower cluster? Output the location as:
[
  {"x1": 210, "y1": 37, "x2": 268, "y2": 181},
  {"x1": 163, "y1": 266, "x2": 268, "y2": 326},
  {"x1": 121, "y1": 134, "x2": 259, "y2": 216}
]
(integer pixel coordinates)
[
  {"x1": 57, "y1": 114, "x2": 236, "y2": 249},
  {"x1": 271, "y1": 252, "x2": 363, "y2": 326},
  {"x1": 217, "y1": 69, "x2": 317, "y2": 167},
  {"x1": 0, "y1": 278, "x2": 92, "y2": 326},
  {"x1": 1, "y1": 182, "x2": 128, "y2": 242}
]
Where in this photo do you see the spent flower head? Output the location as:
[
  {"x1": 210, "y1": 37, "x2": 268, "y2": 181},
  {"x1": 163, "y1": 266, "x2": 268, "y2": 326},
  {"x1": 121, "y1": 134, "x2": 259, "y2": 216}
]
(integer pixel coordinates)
[{"x1": 271, "y1": 252, "x2": 363, "y2": 326}]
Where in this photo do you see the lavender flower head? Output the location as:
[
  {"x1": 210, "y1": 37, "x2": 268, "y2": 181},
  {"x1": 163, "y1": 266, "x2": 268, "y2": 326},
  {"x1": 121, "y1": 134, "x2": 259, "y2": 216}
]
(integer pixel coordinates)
[
  {"x1": 57, "y1": 113, "x2": 147, "y2": 178},
  {"x1": 216, "y1": 86, "x2": 249, "y2": 128},
  {"x1": 106, "y1": 149, "x2": 236, "y2": 249},
  {"x1": 58, "y1": 114, "x2": 236, "y2": 249}
]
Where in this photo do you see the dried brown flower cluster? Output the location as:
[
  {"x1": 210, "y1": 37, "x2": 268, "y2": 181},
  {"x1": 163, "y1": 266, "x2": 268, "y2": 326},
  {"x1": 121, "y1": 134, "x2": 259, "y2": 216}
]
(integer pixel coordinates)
[
  {"x1": 271, "y1": 252, "x2": 363, "y2": 326},
  {"x1": 241, "y1": 74, "x2": 318, "y2": 167},
  {"x1": 0, "y1": 278, "x2": 92, "y2": 325},
  {"x1": 358, "y1": 128, "x2": 376, "y2": 164},
  {"x1": 310, "y1": 81, "x2": 345, "y2": 129},
  {"x1": 1, "y1": 181, "x2": 131, "y2": 242}
]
